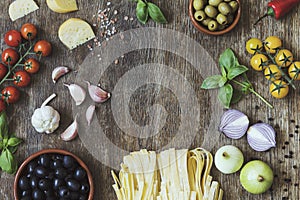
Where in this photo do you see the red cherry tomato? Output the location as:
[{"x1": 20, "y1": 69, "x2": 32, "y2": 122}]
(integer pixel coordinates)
[
  {"x1": 34, "y1": 40, "x2": 52, "y2": 57},
  {"x1": 24, "y1": 58, "x2": 40, "y2": 74},
  {"x1": 1, "y1": 48, "x2": 20, "y2": 65},
  {"x1": 0, "y1": 99, "x2": 6, "y2": 113},
  {"x1": 20, "y1": 23, "x2": 37, "y2": 40},
  {"x1": 0, "y1": 64, "x2": 8, "y2": 80},
  {"x1": 2, "y1": 86, "x2": 20, "y2": 104},
  {"x1": 13, "y1": 70, "x2": 31, "y2": 87},
  {"x1": 4, "y1": 30, "x2": 22, "y2": 47}
]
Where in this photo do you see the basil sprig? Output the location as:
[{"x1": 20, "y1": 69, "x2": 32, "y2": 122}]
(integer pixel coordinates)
[
  {"x1": 201, "y1": 48, "x2": 273, "y2": 109},
  {"x1": 0, "y1": 112, "x2": 22, "y2": 174},
  {"x1": 135, "y1": 0, "x2": 167, "y2": 24}
]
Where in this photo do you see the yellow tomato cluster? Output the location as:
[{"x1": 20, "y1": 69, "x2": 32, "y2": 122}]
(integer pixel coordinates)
[{"x1": 246, "y1": 36, "x2": 300, "y2": 99}]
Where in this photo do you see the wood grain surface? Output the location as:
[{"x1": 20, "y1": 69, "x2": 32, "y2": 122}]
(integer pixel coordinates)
[{"x1": 0, "y1": 0, "x2": 300, "y2": 199}]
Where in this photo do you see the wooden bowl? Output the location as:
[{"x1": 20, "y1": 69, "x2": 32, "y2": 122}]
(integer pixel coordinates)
[
  {"x1": 188, "y1": 0, "x2": 241, "y2": 35},
  {"x1": 14, "y1": 149, "x2": 94, "y2": 200}
]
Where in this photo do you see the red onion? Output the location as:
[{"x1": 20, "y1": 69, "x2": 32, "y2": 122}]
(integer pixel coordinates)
[
  {"x1": 219, "y1": 109, "x2": 249, "y2": 139},
  {"x1": 247, "y1": 123, "x2": 276, "y2": 152}
]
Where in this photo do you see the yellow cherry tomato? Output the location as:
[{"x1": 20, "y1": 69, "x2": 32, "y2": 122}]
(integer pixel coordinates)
[
  {"x1": 250, "y1": 54, "x2": 268, "y2": 71},
  {"x1": 264, "y1": 36, "x2": 282, "y2": 54},
  {"x1": 275, "y1": 49, "x2": 293, "y2": 67},
  {"x1": 246, "y1": 38, "x2": 263, "y2": 55},
  {"x1": 288, "y1": 61, "x2": 300, "y2": 80},
  {"x1": 264, "y1": 64, "x2": 281, "y2": 81},
  {"x1": 269, "y1": 80, "x2": 289, "y2": 99}
]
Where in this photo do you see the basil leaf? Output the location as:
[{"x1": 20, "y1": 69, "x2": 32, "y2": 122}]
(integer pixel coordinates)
[
  {"x1": 136, "y1": 0, "x2": 149, "y2": 24},
  {"x1": 218, "y1": 83, "x2": 233, "y2": 108},
  {"x1": 7, "y1": 137, "x2": 22, "y2": 147},
  {"x1": 0, "y1": 149, "x2": 17, "y2": 174},
  {"x1": 8, "y1": 146, "x2": 18, "y2": 154},
  {"x1": 0, "y1": 112, "x2": 8, "y2": 139},
  {"x1": 221, "y1": 65, "x2": 227, "y2": 77},
  {"x1": 227, "y1": 65, "x2": 248, "y2": 80},
  {"x1": 219, "y1": 48, "x2": 237, "y2": 71},
  {"x1": 147, "y1": 2, "x2": 167, "y2": 24},
  {"x1": 201, "y1": 75, "x2": 227, "y2": 89},
  {"x1": 231, "y1": 89, "x2": 243, "y2": 104}
]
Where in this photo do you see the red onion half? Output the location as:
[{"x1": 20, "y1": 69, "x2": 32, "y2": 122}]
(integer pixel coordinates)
[
  {"x1": 219, "y1": 109, "x2": 249, "y2": 139},
  {"x1": 247, "y1": 123, "x2": 276, "y2": 152}
]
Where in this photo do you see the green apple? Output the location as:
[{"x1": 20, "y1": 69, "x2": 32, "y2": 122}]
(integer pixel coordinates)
[
  {"x1": 240, "y1": 160, "x2": 274, "y2": 194},
  {"x1": 214, "y1": 145, "x2": 244, "y2": 174}
]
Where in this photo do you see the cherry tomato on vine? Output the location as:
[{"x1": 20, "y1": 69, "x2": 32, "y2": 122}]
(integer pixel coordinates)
[
  {"x1": 0, "y1": 99, "x2": 6, "y2": 112},
  {"x1": 20, "y1": 23, "x2": 37, "y2": 40},
  {"x1": 246, "y1": 38, "x2": 263, "y2": 55},
  {"x1": 0, "y1": 64, "x2": 8, "y2": 80},
  {"x1": 13, "y1": 70, "x2": 31, "y2": 87},
  {"x1": 264, "y1": 36, "x2": 282, "y2": 54},
  {"x1": 264, "y1": 64, "x2": 281, "y2": 81},
  {"x1": 1, "y1": 48, "x2": 19, "y2": 65},
  {"x1": 250, "y1": 54, "x2": 268, "y2": 71},
  {"x1": 275, "y1": 49, "x2": 293, "y2": 67},
  {"x1": 269, "y1": 80, "x2": 289, "y2": 99},
  {"x1": 2, "y1": 86, "x2": 20, "y2": 104},
  {"x1": 4, "y1": 30, "x2": 22, "y2": 47},
  {"x1": 288, "y1": 61, "x2": 300, "y2": 81},
  {"x1": 24, "y1": 58, "x2": 40, "y2": 74},
  {"x1": 34, "y1": 40, "x2": 52, "y2": 57}
]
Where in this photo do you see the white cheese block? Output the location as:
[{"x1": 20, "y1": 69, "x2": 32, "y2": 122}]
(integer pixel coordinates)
[
  {"x1": 9, "y1": 0, "x2": 39, "y2": 21},
  {"x1": 46, "y1": 0, "x2": 78, "y2": 13},
  {"x1": 58, "y1": 18, "x2": 95, "y2": 50}
]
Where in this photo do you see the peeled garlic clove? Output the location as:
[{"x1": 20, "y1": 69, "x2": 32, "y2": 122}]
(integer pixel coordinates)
[
  {"x1": 247, "y1": 123, "x2": 276, "y2": 152},
  {"x1": 86, "y1": 105, "x2": 95, "y2": 126},
  {"x1": 52, "y1": 66, "x2": 70, "y2": 83},
  {"x1": 219, "y1": 109, "x2": 249, "y2": 139},
  {"x1": 61, "y1": 116, "x2": 78, "y2": 141},
  {"x1": 64, "y1": 83, "x2": 86, "y2": 106},
  {"x1": 86, "y1": 81, "x2": 111, "y2": 103}
]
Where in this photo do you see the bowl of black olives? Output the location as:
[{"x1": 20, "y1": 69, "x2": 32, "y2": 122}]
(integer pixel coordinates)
[
  {"x1": 189, "y1": 0, "x2": 241, "y2": 35},
  {"x1": 14, "y1": 149, "x2": 94, "y2": 200}
]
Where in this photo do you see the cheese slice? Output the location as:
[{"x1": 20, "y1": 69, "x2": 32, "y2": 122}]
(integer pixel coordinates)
[
  {"x1": 58, "y1": 18, "x2": 95, "y2": 50},
  {"x1": 8, "y1": 0, "x2": 39, "y2": 21},
  {"x1": 46, "y1": 0, "x2": 78, "y2": 13}
]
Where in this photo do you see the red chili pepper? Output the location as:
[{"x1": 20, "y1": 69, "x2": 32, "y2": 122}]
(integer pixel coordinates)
[{"x1": 254, "y1": 0, "x2": 300, "y2": 25}]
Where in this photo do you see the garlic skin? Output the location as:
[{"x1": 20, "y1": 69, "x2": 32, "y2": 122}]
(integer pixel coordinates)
[
  {"x1": 86, "y1": 105, "x2": 95, "y2": 126},
  {"x1": 61, "y1": 116, "x2": 78, "y2": 141},
  {"x1": 247, "y1": 123, "x2": 276, "y2": 152},
  {"x1": 52, "y1": 66, "x2": 70, "y2": 83},
  {"x1": 86, "y1": 81, "x2": 110, "y2": 103},
  {"x1": 64, "y1": 83, "x2": 86, "y2": 106},
  {"x1": 219, "y1": 109, "x2": 249, "y2": 139}
]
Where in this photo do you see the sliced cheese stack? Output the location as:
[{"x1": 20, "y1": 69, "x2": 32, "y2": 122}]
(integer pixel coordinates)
[
  {"x1": 112, "y1": 148, "x2": 223, "y2": 200},
  {"x1": 46, "y1": 0, "x2": 78, "y2": 13},
  {"x1": 58, "y1": 18, "x2": 95, "y2": 50},
  {"x1": 8, "y1": 0, "x2": 39, "y2": 21}
]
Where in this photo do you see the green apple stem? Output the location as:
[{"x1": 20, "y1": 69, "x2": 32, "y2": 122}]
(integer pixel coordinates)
[
  {"x1": 222, "y1": 152, "x2": 228, "y2": 157},
  {"x1": 258, "y1": 175, "x2": 264, "y2": 182}
]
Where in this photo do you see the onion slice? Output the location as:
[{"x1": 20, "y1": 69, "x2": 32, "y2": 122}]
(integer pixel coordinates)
[
  {"x1": 247, "y1": 123, "x2": 276, "y2": 152},
  {"x1": 219, "y1": 109, "x2": 249, "y2": 139}
]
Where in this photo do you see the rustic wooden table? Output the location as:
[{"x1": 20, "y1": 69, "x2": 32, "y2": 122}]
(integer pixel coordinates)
[{"x1": 0, "y1": 0, "x2": 300, "y2": 199}]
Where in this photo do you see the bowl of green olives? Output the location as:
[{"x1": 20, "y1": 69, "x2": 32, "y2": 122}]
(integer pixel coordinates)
[
  {"x1": 189, "y1": 0, "x2": 241, "y2": 35},
  {"x1": 14, "y1": 149, "x2": 94, "y2": 200}
]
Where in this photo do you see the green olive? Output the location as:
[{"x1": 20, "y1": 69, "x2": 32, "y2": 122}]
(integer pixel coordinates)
[
  {"x1": 224, "y1": 0, "x2": 231, "y2": 2},
  {"x1": 227, "y1": 14, "x2": 234, "y2": 24},
  {"x1": 229, "y1": 1, "x2": 239, "y2": 13},
  {"x1": 218, "y1": 24, "x2": 226, "y2": 30},
  {"x1": 208, "y1": 0, "x2": 223, "y2": 7},
  {"x1": 218, "y1": 2, "x2": 232, "y2": 15},
  {"x1": 202, "y1": 18, "x2": 212, "y2": 26},
  {"x1": 216, "y1": 13, "x2": 227, "y2": 25},
  {"x1": 204, "y1": 5, "x2": 218, "y2": 18},
  {"x1": 194, "y1": 10, "x2": 206, "y2": 21},
  {"x1": 208, "y1": 20, "x2": 218, "y2": 31},
  {"x1": 193, "y1": 0, "x2": 207, "y2": 10}
]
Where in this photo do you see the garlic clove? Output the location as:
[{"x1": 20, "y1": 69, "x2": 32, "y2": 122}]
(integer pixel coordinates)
[
  {"x1": 60, "y1": 116, "x2": 78, "y2": 141},
  {"x1": 247, "y1": 123, "x2": 276, "y2": 152},
  {"x1": 64, "y1": 83, "x2": 86, "y2": 106},
  {"x1": 86, "y1": 81, "x2": 111, "y2": 103},
  {"x1": 219, "y1": 109, "x2": 249, "y2": 139},
  {"x1": 86, "y1": 105, "x2": 95, "y2": 126},
  {"x1": 52, "y1": 66, "x2": 70, "y2": 83}
]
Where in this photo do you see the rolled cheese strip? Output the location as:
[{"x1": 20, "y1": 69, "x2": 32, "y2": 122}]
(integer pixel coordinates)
[
  {"x1": 46, "y1": 0, "x2": 78, "y2": 13},
  {"x1": 58, "y1": 18, "x2": 95, "y2": 50},
  {"x1": 9, "y1": 0, "x2": 39, "y2": 21}
]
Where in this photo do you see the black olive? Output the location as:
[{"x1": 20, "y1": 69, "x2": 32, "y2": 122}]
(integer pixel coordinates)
[
  {"x1": 46, "y1": 171, "x2": 55, "y2": 179},
  {"x1": 80, "y1": 182, "x2": 90, "y2": 194},
  {"x1": 39, "y1": 178, "x2": 52, "y2": 191},
  {"x1": 53, "y1": 178, "x2": 65, "y2": 190},
  {"x1": 74, "y1": 167, "x2": 86, "y2": 180},
  {"x1": 69, "y1": 191, "x2": 80, "y2": 200},
  {"x1": 21, "y1": 190, "x2": 31, "y2": 197},
  {"x1": 44, "y1": 189, "x2": 56, "y2": 197},
  {"x1": 19, "y1": 176, "x2": 31, "y2": 191},
  {"x1": 65, "y1": 174, "x2": 73, "y2": 181},
  {"x1": 20, "y1": 197, "x2": 31, "y2": 200},
  {"x1": 30, "y1": 176, "x2": 39, "y2": 188},
  {"x1": 55, "y1": 168, "x2": 68, "y2": 179},
  {"x1": 32, "y1": 188, "x2": 45, "y2": 200},
  {"x1": 27, "y1": 160, "x2": 38, "y2": 173},
  {"x1": 54, "y1": 154, "x2": 64, "y2": 161},
  {"x1": 58, "y1": 186, "x2": 70, "y2": 197},
  {"x1": 66, "y1": 179, "x2": 80, "y2": 191},
  {"x1": 34, "y1": 166, "x2": 49, "y2": 178},
  {"x1": 46, "y1": 197, "x2": 57, "y2": 200},
  {"x1": 63, "y1": 155, "x2": 75, "y2": 169},
  {"x1": 39, "y1": 154, "x2": 51, "y2": 168},
  {"x1": 79, "y1": 194, "x2": 88, "y2": 200},
  {"x1": 50, "y1": 159, "x2": 63, "y2": 169}
]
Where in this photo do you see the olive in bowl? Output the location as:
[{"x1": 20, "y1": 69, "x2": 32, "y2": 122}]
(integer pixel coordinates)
[
  {"x1": 14, "y1": 149, "x2": 94, "y2": 200},
  {"x1": 189, "y1": 0, "x2": 241, "y2": 35}
]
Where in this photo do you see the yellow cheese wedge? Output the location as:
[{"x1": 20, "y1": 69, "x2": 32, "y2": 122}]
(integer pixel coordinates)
[
  {"x1": 46, "y1": 0, "x2": 78, "y2": 13},
  {"x1": 8, "y1": 0, "x2": 39, "y2": 21},
  {"x1": 58, "y1": 18, "x2": 95, "y2": 50}
]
